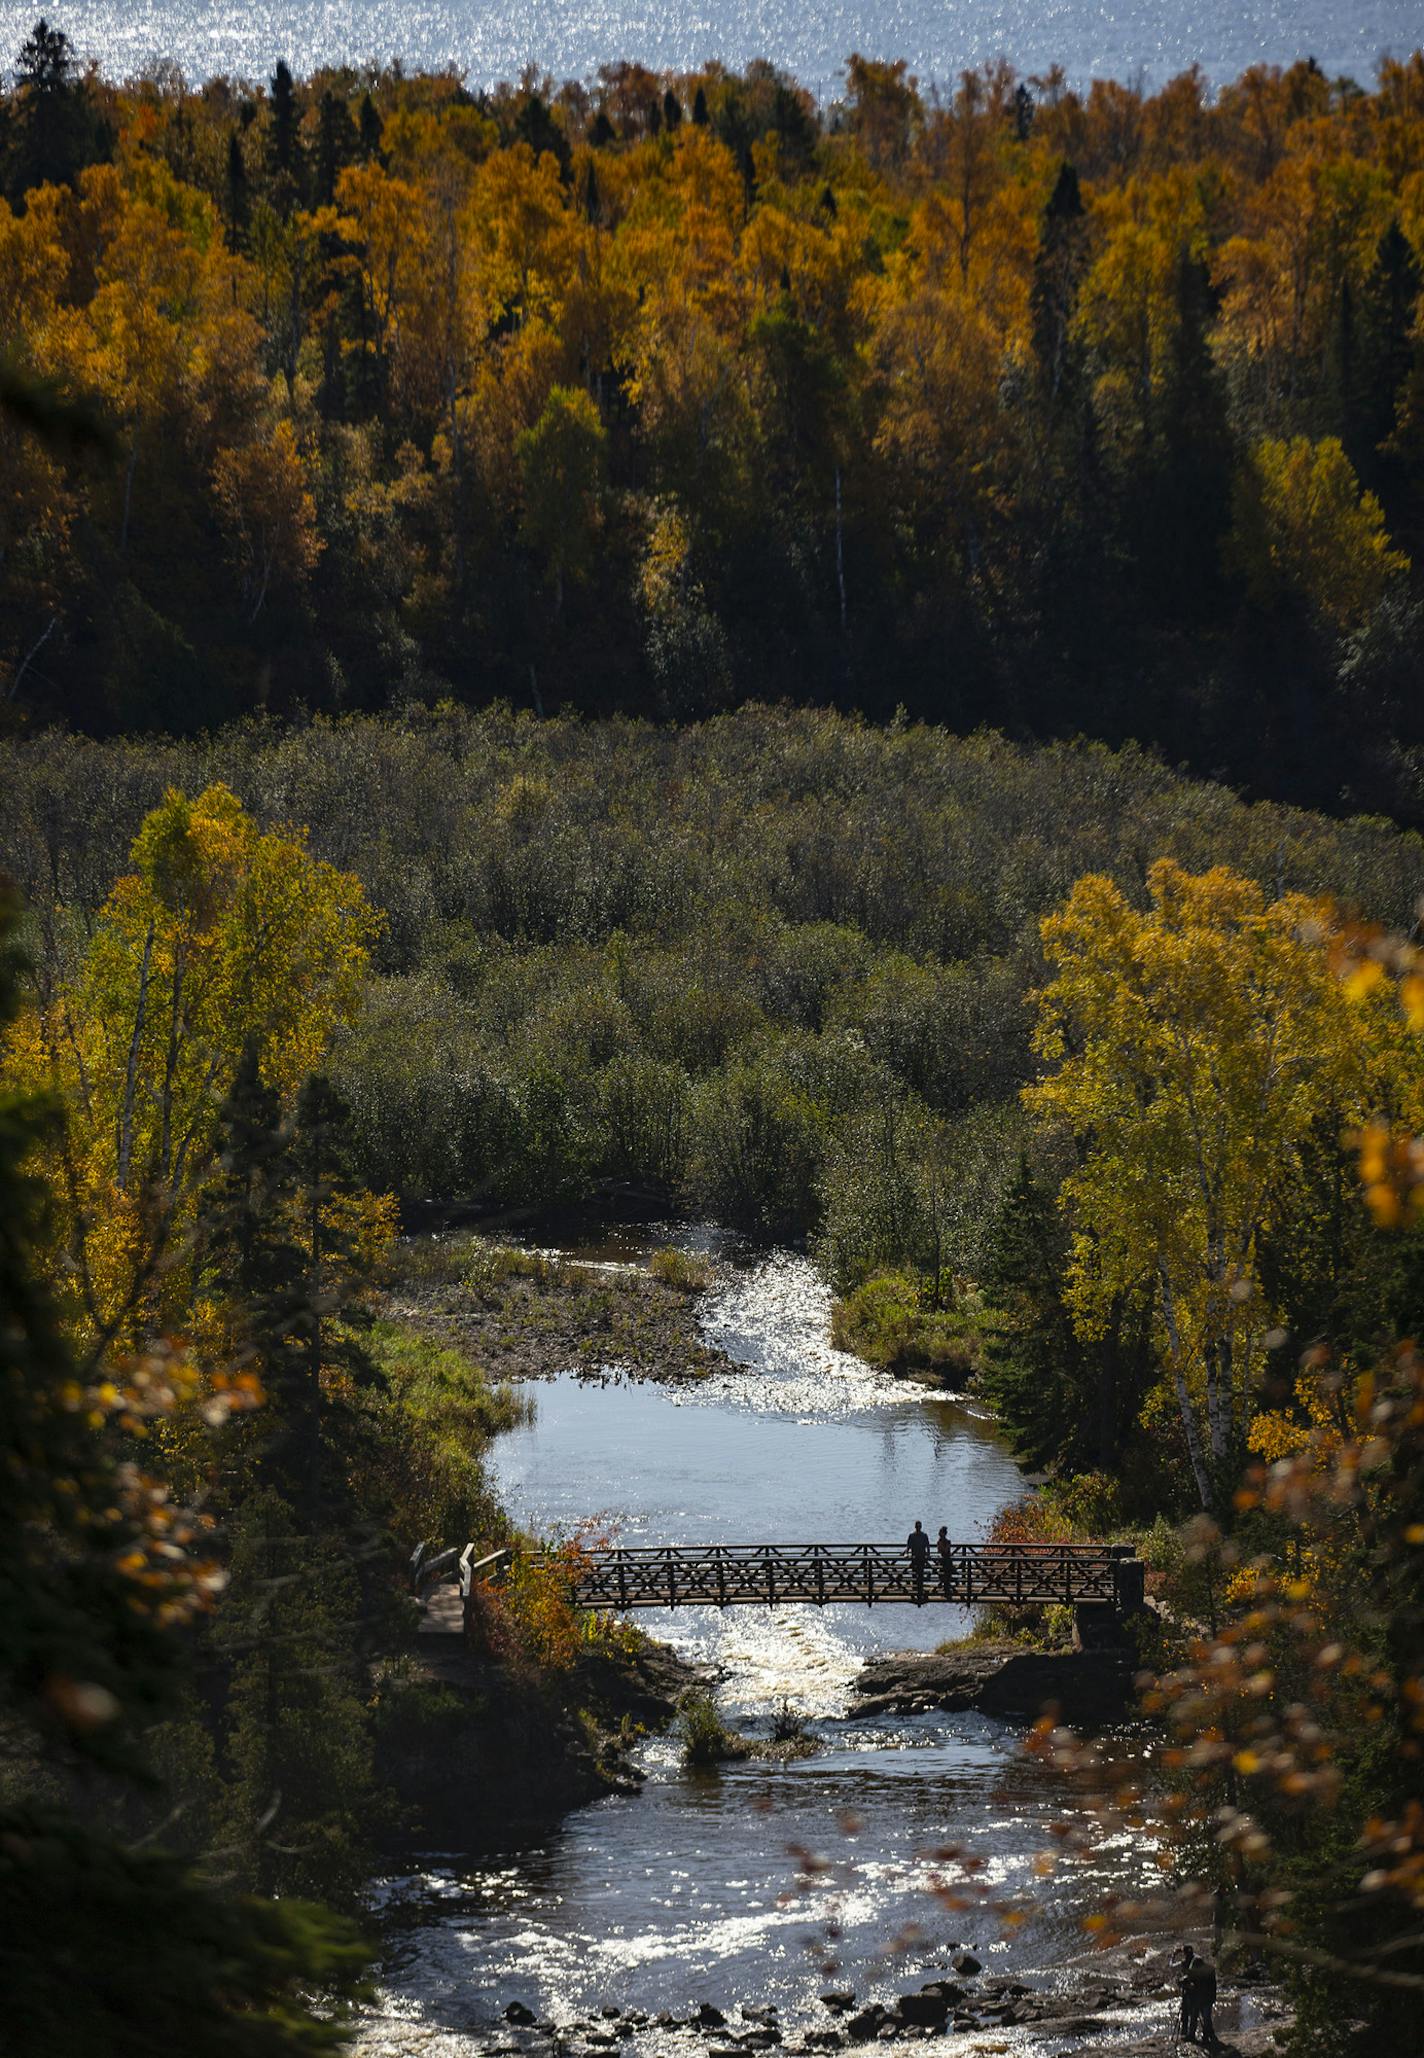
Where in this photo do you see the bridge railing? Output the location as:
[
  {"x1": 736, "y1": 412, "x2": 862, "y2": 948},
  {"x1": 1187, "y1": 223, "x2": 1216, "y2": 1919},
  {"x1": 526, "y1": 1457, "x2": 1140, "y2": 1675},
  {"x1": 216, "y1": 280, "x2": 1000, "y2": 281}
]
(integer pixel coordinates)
[{"x1": 528, "y1": 1540, "x2": 1143, "y2": 1612}]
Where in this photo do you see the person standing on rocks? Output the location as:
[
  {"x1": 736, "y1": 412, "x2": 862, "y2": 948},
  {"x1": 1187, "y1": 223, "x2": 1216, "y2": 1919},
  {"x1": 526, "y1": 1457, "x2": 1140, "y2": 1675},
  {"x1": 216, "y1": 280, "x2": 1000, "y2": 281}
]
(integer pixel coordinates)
[
  {"x1": 907, "y1": 1521, "x2": 930, "y2": 1602},
  {"x1": 936, "y1": 1525, "x2": 953, "y2": 1598},
  {"x1": 1176, "y1": 1944, "x2": 1219, "y2": 2046}
]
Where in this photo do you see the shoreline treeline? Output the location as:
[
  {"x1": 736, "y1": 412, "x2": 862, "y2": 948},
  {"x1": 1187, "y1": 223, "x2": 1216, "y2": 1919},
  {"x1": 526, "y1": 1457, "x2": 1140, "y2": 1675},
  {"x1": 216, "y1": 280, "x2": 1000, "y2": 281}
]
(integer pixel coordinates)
[{"x1": 4, "y1": 33, "x2": 1424, "y2": 814}]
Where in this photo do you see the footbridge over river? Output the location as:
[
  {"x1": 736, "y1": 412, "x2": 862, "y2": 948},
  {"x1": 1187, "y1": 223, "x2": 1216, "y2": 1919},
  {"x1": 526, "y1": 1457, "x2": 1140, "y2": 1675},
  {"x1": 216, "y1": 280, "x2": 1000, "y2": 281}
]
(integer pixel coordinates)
[{"x1": 412, "y1": 1540, "x2": 1147, "y2": 1639}]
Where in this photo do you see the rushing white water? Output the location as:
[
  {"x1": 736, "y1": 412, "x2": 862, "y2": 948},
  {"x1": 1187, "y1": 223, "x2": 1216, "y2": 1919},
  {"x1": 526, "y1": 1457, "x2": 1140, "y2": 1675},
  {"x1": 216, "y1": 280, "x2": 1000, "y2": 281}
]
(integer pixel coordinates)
[
  {"x1": 696, "y1": 1249, "x2": 911, "y2": 1422},
  {"x1": 354, "y1": 1237, "x2": 1185, "y2": 2055},
  {"x1": 4, "y1": 0, "x2": 1418, "y2": 103},
  {"x1": 491, "y1": 1240, "x2": 1027, "y2": 1710}
]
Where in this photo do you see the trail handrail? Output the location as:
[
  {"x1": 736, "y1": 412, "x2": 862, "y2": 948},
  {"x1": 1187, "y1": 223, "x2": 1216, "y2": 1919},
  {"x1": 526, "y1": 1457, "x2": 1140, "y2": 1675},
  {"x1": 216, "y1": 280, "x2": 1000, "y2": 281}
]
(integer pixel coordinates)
[
  {"x1": 412, "y1": 1542, "x2": 512, "y2": 1596},
  {"x1": 460, "y1": 1545, "x2": 513, "y2": 1597}
]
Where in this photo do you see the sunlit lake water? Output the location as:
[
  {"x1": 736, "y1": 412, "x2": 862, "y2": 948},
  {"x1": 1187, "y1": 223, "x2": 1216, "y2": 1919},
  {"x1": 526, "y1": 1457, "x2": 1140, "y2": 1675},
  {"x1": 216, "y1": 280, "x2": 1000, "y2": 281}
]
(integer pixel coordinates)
[
  {"x1": 354, "y1": 1239, "x2": 1186, "y2": 2056},
  {"x1": 6, "y1": 0, "x2": 1419, "y2": 102}
]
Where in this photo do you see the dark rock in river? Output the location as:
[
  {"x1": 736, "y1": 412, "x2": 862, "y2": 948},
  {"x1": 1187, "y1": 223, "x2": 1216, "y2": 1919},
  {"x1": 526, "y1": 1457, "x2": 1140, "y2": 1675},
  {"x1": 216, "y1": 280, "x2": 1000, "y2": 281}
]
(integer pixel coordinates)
[
  {"x1": 843, "y1": 2004, "x2": 891, "y2": 2043},
  {"x1": 851, "y1": 1641, "x2": 1132, "y2": 1725},
  {"x1": 890, "y1": 1992, "x2": 949, "y2": 2028}
]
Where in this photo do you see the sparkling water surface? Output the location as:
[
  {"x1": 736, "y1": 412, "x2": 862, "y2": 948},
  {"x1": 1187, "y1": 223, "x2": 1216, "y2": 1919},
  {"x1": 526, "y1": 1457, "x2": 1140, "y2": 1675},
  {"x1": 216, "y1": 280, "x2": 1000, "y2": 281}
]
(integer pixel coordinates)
[
  {"x1": 355, "y1": 1240, "x2": 1182, "y2": 2055},
  {"x1": 4, "y1": 0, "x2": 1418, "y2": 101}
]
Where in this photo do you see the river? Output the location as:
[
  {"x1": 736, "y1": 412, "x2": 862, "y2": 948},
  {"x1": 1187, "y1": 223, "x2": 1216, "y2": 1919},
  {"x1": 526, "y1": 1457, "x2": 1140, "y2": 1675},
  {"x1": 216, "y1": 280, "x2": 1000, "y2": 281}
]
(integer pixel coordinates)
[
  {"x1": 3, "y1": 0, "x2": 1418, "y2": 104},
  {"x1": 355, "y1": 1231, "x2": 1193, "y2": 2057}
]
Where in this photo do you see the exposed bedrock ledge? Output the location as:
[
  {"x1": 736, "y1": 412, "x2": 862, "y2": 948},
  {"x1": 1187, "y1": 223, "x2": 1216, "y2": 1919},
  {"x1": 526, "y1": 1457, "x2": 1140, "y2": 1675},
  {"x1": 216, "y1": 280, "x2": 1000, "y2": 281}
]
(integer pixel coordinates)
[
  {"x1": 850, "y1": 1640, "x2": 1134, "y2": 1726},
  {"x1": 376, "y1": 1634, "x2": 708, "y2": 1852}
]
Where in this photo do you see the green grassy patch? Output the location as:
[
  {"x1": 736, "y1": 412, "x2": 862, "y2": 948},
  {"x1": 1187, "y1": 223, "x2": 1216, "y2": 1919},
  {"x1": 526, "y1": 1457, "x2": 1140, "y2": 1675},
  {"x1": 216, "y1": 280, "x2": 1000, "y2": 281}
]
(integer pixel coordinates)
[{"x1": 648, "y1": 1246, "x2": 714, "y2": 1292}]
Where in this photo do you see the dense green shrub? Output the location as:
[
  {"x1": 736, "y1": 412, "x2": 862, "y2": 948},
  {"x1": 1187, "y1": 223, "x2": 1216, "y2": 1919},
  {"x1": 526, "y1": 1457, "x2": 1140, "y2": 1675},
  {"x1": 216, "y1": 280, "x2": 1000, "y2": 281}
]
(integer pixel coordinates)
[
  {"x1": 830, "y1": 1271, "x2": 991, "y2": 1383},
  {"x1": 330, "y1": 974, "x2": 516, "y2": 1199},
  {"x1": 677, "y1": 1691, "x2": 749, "y2": 1768},
  {"x1": 597, "y1": 1054, "x2": 691, "y2": 1186},
  {"x1": 690, "y1": 1049, "x2": 827, "y2": 1234},
  {"x1": 353, "y1": 1321, "x2": 529, "y2": 1545}
]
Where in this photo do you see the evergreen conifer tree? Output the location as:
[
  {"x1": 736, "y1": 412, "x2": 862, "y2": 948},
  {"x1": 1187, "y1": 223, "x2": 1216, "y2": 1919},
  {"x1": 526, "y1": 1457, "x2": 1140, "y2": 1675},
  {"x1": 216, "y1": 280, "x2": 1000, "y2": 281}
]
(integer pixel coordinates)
[
  {"x1": 356, "y1": 90, "x2": 383, "y2": 162},
  {"x1": 1141, "y1": 247, "x2": 1235, "y2": 617},
  {"x1": 1026, "y1": 162, "x2": 1108, "y2": 685},
  {"x1": 268, "y1": 59, "x2": 302, "y2": 215},
  {"x1": 217, "y1": 1488, "x2": 376, "y2": 1906},
  {"x1": 225, "y1": 128, "x2": 248, "y2": 251},
  {"x1": 980, "y1": 1156, "x2": 1153, "y2": 1482},
  {"x1": 6, "y1": 18, "x2": 106, "y2": 201},
  {"x1": 1030, "y1": 162, "x2": 1086, "y2": 409},
  {"x1": 206, "y1": 1042, "x2": 317, "y2": 1513},
  {"x1": 1345, "y1": 221, "x2": 1422, "y2": 504},
  {"x1": 290, "y1": 1073, "x2": 384, "y2": 1444},
  {"x1": 315, "y1": 89, "x2": 357, "y2": 206}
]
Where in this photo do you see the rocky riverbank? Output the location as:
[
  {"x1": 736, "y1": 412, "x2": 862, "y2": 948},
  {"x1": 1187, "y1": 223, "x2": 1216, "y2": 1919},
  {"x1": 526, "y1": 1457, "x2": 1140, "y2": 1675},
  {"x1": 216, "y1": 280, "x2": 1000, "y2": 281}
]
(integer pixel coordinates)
[
  {"x1": 376, "y1": 1631, "x2": 706, "y2": 1850},
  {"x1": 390, "y1": 1234, "x2": 738, "y2": 1384},
  {"x1": 445, "y1": 1947, "x2": 1288, "y2": 2055},
  {"x1": 850, "y1": 1641, "x2": 1134, "y2": 1726}
]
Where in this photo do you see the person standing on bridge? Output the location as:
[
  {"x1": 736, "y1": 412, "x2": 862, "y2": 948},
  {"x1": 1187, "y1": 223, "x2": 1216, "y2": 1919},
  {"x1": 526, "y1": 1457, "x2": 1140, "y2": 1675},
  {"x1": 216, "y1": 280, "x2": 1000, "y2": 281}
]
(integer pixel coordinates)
[
  {"x1": 936, "y1": 1525, "x2": 952, "y2": 1599},
  {"x1": 907, "y1": 1520, "x2": 930, "y2": 1602}
]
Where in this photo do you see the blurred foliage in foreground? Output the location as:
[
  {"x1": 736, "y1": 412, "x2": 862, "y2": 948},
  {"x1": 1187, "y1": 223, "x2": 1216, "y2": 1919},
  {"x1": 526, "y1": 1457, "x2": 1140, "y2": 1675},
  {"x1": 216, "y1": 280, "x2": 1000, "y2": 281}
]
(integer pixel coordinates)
[{"x1": 993, "y1": 883, "x2": 1424, "y2": 2058}]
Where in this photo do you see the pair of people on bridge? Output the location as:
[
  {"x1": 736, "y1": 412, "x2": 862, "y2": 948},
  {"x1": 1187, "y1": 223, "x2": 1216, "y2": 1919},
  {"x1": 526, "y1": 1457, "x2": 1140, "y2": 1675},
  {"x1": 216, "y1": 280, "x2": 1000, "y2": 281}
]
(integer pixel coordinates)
[{"x1": 906, "y1": 1520, "x2": 952, "y2": 1601}]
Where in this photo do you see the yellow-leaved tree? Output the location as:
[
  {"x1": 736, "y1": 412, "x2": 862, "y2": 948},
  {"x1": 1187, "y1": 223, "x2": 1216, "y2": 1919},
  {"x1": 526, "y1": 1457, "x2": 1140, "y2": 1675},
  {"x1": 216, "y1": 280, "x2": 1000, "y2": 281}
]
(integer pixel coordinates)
[
  {"x1": 1025, "y1": 859, "x2": 1367, "y2": 1510},
  {"x1": 12, "y1": 782, "x2": 380, "y2": 1351},
  {"x1": 1230, "y1": 434, "x2": 1409, "y2": 630}
]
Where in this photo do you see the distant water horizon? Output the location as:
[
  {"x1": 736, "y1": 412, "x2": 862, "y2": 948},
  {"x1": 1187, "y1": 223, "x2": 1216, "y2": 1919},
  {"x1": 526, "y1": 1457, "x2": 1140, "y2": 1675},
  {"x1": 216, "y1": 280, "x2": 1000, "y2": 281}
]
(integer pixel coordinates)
[{"x1": 2, "y1": 0, "x2": 1420, "y2": 104}]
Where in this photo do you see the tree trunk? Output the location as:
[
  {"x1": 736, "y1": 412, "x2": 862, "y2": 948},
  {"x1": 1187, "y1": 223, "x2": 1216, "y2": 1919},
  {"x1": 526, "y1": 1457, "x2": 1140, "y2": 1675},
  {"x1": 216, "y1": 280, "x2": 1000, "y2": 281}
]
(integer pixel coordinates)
[
  {"x1": 120, "y1": 440, "x2": 139, "y2": 555},
  {"x1": 1159, "y1": 1263, "x2": 1214, "y2": 1509},
  {"x1": 115, "y1": 919, "x2": 155, "y2": 1192}
]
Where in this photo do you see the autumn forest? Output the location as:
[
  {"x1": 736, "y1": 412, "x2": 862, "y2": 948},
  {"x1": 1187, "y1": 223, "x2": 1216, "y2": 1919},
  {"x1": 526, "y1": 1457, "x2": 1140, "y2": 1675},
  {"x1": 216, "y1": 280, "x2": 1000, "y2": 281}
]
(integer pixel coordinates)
[
  {"x1": 4, "y1": 20, "x2": 1424, "y2": 2058},
  {"x1": 2, "y1": 35, "x2": 1424, "y2": 813}
]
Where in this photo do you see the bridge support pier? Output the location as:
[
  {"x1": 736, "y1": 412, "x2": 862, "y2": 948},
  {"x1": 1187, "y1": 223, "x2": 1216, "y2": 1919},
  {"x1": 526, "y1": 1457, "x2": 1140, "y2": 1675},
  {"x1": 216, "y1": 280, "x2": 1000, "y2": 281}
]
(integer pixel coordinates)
[
  {"x1": 1072, "y1": 1602, "x2": 1129, "y2": 1651},
  {"x1": 1073, "y1": 1546, "x2": 1147, "y2": 1651}
]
